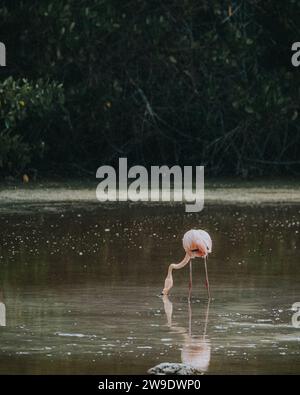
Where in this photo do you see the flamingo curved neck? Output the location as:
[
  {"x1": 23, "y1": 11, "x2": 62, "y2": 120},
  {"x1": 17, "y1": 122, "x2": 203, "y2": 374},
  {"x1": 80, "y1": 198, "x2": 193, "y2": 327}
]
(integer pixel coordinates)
[{"x1": 162, "y1": 253, "x2": 190, "y2": 295}]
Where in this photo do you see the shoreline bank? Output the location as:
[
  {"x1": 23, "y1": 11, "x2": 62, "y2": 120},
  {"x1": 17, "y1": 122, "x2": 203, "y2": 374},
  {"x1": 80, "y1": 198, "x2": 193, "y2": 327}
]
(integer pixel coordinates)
[{"x1": 0, "y1": 181, "x2": 300, "y2": 208}]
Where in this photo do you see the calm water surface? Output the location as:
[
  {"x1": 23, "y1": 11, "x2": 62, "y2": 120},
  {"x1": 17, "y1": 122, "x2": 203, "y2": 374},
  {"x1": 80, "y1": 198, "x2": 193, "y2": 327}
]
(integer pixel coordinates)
[{"x1": 0, "y1": 203, "x2": 299, "y2": 374}]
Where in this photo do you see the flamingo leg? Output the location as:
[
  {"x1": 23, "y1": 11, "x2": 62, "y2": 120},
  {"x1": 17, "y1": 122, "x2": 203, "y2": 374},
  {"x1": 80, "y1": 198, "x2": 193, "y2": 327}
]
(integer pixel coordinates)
[
  {"x1": 203, "y1": 298, "x2": 210, "y2": 339},
  {"x1": 188, "y1": 297, "x2": 192, "y2": 336},
  {"x1": 188, "y1": 261, "x2": 193, "y2": 299},
  {"x1": 204, "y1": 257, "x2": 211, "y2": 299}
]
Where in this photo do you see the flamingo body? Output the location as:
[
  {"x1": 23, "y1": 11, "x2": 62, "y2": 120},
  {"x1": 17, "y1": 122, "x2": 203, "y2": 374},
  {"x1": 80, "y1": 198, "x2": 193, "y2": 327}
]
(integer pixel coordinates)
[
  {"x1": 183, "y1": 229, "x2": 212, "y2": 257},
  {"x1": 162, "y1": 229, "x2": 212, "y2": 297}
]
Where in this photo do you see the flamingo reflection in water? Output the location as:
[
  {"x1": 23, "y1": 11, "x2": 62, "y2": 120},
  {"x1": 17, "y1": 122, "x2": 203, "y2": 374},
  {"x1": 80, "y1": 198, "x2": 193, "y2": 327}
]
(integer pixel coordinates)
[
  {"x1": 0, "y1": 290, "x2": 6, "y2": 327},
  {"x1": 148, "y1": 296, "x2": 211, "y2": 375}
]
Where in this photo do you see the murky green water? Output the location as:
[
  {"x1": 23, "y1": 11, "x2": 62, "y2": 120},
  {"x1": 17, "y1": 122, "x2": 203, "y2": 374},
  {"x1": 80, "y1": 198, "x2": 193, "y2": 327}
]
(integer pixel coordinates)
[{"x1": 0, "y1": 203, "x2": 299, "y2": 374}]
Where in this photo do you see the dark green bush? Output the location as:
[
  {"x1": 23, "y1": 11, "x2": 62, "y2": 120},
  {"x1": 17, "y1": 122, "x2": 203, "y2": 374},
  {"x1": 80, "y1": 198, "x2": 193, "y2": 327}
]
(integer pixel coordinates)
[
  {"x1": 0, "y1": 0, "x2": 299, "y2": 176},
  {"x1": 0, "y1": 77, "x2": 65, "y2": 175}
]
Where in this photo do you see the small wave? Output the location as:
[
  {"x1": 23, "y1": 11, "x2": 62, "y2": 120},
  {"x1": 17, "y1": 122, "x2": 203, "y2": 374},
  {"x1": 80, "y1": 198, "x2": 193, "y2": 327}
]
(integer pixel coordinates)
[{"x1": 54, "y1": 332, "x2": 96, "y2": 338}]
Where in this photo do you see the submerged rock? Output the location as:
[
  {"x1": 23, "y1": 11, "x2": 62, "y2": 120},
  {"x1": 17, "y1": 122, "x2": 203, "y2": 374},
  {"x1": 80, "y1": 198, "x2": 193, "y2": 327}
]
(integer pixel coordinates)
[{"x1": 148, "y1": 362, "x2": 203, "y2": 375}]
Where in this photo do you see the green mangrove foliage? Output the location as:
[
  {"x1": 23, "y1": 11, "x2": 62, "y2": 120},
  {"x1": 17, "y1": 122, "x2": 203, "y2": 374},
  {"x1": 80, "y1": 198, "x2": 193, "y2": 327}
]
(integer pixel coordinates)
[
  {"x1": 0, "y1": 78, "x2": 65, "y2": 175},
  {"x1": 0, "y1": 0, "x2": 299, "y2": 177}
]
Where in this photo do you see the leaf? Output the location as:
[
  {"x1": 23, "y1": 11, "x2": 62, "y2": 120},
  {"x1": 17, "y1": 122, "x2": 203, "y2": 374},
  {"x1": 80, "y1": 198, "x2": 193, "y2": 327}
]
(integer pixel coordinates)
[{"x1": 245, "y1": 106, "x2": 254, "y2": 114}]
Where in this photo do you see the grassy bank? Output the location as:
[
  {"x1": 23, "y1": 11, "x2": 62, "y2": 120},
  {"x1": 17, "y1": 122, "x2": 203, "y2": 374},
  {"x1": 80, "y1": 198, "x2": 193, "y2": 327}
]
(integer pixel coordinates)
[{"x1": 0, "y1": 179, "x2": 300, "y2": 207}]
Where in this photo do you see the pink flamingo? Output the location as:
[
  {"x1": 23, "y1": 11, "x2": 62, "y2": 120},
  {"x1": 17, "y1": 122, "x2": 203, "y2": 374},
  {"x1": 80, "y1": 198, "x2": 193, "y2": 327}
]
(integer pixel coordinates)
[{"x1": 162, "y1": 229, "x2": 212, "y2": 298}]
